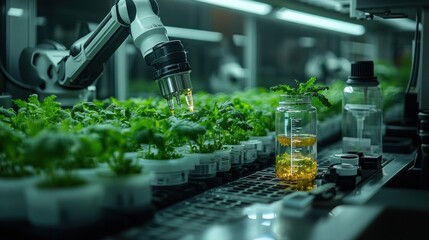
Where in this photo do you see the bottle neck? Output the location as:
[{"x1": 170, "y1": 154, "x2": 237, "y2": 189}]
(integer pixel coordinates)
[{"x1": 346, "y1": 81, "x2": 379, "y2": 87}]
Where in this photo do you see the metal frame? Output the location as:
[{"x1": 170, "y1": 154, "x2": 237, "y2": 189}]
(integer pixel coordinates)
[
  {"x1": 419, "y1": 8, "x2": 429, "y2": 111},
  {"x1": 5, "y1": 0, "x2": 36, "y2": 80},
  {"x1": 4, "y1": 0, "x2": 127, "y2": 100},
  {"x1": 356, "y1": 0, "x2": 429, "y2": 111}
]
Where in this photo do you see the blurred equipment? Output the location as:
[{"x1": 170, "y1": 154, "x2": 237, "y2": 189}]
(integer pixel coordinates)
[
  {"x1": 8, "y1": 0, "x2": 193, "y2": 112},
  {"x1": 352, "y1": 0, "x2": 429, "y2": 115},
  {"x1": 209, "y1": 31, "x2": 246, "y2": 93},
  {"x1": 210, "y1": 54, "x2": 246, "y2": 93},
  {"x1": 304, "y1": 51, "x2": 350, "y2": 83},
  {"x1": 342, "y1": 61, "x2": 383, "y2": 156},
  {"x1": 352, "y1": 0, "x2": 429, "y2": 189}
]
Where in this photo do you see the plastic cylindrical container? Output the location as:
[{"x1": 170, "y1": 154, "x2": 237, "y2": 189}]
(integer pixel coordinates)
[
  {"x1": 240, "y1": 140, "x2": 262, "y2": 164},
  {"x1": 275, "y1": 95, "x2": 317, "y2": 182},
  {"x1": 26, "y1": 183, "x2": 103, "y2": 228},
  {"x1": 215, "y1": 147, "x2": 232, "y2": 172},
  {"x1": 97, "y1": 170, "x2": 153, "y2": 210},
  {"x1": 224, "y1": 144, "x2": 245, "y2": 166},
  {"x1": 185, "y1": 152, "x2": 218, "y2": 179},
  {"x1": 342, "y1": 61, "x2": 383, "y2": 155},
  {"x1": 250, "y1": 135, "x2": 274, "y2": 160},
  {"x1": 0, "y1": 176, "x2": 37, "y2": 221},
  {"x1": 329, "y1": 153, "x2": 359, "y2": 166},
  {"x1": 139, "y1": 157, "x2": 194, "y2": 186}
]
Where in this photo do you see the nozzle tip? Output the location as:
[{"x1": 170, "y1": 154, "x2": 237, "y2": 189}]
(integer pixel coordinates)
[
  {"x1": 175, "y1": 94, "x2": 182, "y2": 108},
  {"x1": 167, "y1": 98, "x2": 175, "y2": 115}
]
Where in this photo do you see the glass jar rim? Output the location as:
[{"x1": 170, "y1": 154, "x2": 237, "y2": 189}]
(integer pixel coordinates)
[{"x1": 279, "y1": 94, "x2": 311, "y2": 103}]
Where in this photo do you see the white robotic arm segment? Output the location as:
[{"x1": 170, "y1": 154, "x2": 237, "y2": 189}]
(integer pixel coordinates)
[
  {"x1": 19, "y1": 0, "x2": 193, "y2": 112},
  {"x1": 59, "y1": 18, "x2": 123, "y2": 88},
  {"x1": 59, "y1": 2, "x2": 132, "y2": 88},
  {"x1": 115, "y1": 0, "x2": 134, "y2": 25},
  {"x1": 130, "y1": 0, "x2": 169, "y2": 58}
]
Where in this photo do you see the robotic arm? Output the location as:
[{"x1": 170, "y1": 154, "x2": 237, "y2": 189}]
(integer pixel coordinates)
[{"x1": 19, "y1": 0, "x2": 193, "y2": 112}]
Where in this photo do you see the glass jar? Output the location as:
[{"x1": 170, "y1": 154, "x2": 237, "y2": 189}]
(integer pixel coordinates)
[
  {"x1": 342, "y1": 61, "x2": 383, "y2": 156},
  {"x1": 275, "y1": 95, "x2": 317, "y2": 182}
]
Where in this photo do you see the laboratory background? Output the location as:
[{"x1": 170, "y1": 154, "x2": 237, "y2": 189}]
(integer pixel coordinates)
[{"x1": 1, "y1": 0, "x2": 429, "y2": 239}]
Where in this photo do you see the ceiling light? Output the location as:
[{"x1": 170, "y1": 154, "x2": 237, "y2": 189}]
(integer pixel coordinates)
[
  {"x1": 194, "y1": 0, "x2": 272, "y2": 15},
  {"x1": 275, "y1": 8, "x2": 365, "y2": 36},
  {"x1": 166, "y1": 26, "x2": 223, "y2": 42},
  {"x1": 7, "y1": 8, "x2": 24, "y2": 17}
]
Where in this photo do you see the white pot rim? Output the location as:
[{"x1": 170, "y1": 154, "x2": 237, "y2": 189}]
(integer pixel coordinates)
[
  {"x1": 139, "y1": 157, "x2": 194, "y2": 172},
  {"x1": 183, "y1": 152, "x2": 218, "y2": 165}
]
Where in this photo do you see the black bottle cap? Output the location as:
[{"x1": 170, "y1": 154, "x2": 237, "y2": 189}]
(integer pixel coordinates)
[{"x1": 347, "y1": 61, "x2": 379, "y2": 86}]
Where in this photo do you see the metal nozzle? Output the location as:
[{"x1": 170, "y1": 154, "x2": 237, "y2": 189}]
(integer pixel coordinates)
[
  {"x1": 156, "y1": 71, "x2": 192, "y2": 114},
  {"x1": 145, "y1": 40, "x2": 192, "y2": 114}
]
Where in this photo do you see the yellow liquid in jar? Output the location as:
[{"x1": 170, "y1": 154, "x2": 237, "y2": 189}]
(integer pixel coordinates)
[
  {"x1": 280, "y1": 179, "x2": 316, "y2": 191},
  {"x1": 277, "y1": 135, "x2": 317, "y2": 147},
  {"x1": 276, "y1": 135, "x2": 317, "y2": 182}
]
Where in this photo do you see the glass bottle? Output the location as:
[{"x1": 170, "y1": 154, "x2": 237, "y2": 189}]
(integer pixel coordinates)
[
  {"x1": 342, "y1": 61, "x2": 383, "y2": 156},
  {"x1": 275, "y1": 95, "x2": 317, "y2": 182}
]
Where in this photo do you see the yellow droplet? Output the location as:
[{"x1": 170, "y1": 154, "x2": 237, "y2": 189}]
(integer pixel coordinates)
[{"x1": 184, "y1": 89, "x2": 194, "y2": 112}]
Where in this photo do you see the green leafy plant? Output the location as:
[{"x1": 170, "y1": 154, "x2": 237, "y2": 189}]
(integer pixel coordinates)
[
  {"x1": 215, "y1": 102, "x2": 253, "y2": 145},
  {"x1": 0, "y1": 107, "x2": 16, "y2": 125},
  {"x1": 36, "y1": 172, "x2": 86, "y2": 189},
  {"x1": 231, "y1": 98, "x2": 272, "y2": 137},
  {"x1": 312, "y1": 80, "x2": 344, "y2": 121},
  {"x1": 23, "y1": 130, "x2": 79, "y2": 170},
  {"x1": 12, "y1": 94, "x2": 70, "y2": 135},
  {"x1": 270, "y1": 76, "x2": 331, "y2": 108},
  {"x1": 82, "y1": 124, "x2": 142, "y2": 175},
  {"x1": 72, "y1": 133, "x2": 103, "y2": 169},
  {"x1": 180, "y1": 106, "x2": 224, "y2": 153},
  {"x1": 71, "y1": 102, "x2": 104, "y2": 127},
  {"x1": 0, "y1": 122, "x2": 32, "y2": 178},
  {"x1": 168, "y1": 117, "x2": 211, "y2": 153},
  {"x1": 131, "y1": 117, "x2": 183, "y2": 160},
  {"x1": 21, "y1": 130, "x2": 87, "y2": 188}
]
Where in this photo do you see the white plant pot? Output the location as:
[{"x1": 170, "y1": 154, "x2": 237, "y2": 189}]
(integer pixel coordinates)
[
  {"x1": 184, "y1": 152, "x2": 218, "y2": 179},
  {"x1": 97, "y1": 170, "x2": 153, "y2": 210},
  {"x1": 224, "y1": 144, "x2": 245, "y2": 166},
  {"x1": 267, "y1": 132, "x2": 276, "y2": 155},
  {"x1": 250, "y1": 135, "x2": 274, "y2": 159},
  {"x1": 240, "y1": 140, "x2": 263, "y2": 164},
  {"x1": 26, "y1": 183, "x2": 103, "y2": 228},
  {"x1": 214, "y1": 147, "x2": 232, "y2": 172},
  {"x1": 0, "y1": 176, "x2": 36, "y2": 221},
  {"x1": 139, "y1": 157, "x2": 194, "y2": 186}
]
